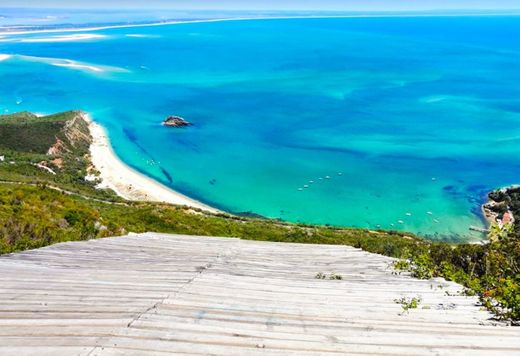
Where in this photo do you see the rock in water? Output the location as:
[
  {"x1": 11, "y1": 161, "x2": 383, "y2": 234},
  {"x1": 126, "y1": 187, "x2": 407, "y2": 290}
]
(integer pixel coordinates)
[{"x1": 162, "y1": 116, "x2": 192, "y2": 127}]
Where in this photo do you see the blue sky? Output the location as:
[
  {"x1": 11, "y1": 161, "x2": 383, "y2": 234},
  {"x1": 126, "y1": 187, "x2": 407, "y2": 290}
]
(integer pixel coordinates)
[{"x1": 2, "y1": 0, "x2": 520, "y2": 10}]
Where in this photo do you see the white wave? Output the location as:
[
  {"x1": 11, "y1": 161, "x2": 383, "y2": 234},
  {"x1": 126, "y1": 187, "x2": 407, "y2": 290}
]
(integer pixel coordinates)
[
  {"x1": 20, "y1": 34, "x2": 108, "y2": 43},
  {"x1": 13, "y1": 54, "x2": 128, "y2": 74},
  {"x1": 420, "y1": 95, "x2": 449, "y2": 103},
  {"x1": 125, "y1": 34, "x2": 148, "y2": 38},
  {"x1": 52, "y1": 60, "x2": 104, "y2": 72},
  {"x1": 0, "y1": 54, "x2": 11, "y2": 61}
]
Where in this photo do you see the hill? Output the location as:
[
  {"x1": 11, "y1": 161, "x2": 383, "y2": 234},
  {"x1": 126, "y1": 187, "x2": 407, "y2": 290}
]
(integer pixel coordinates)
[
  {"x1": 0, "y1": 111, "x2": 117, "y2": 200},
  {"x1": 0, "y1": 111, "x2": 87, "y2": 153},
  {"x1": 0, "y1": 110, "x2": 518, "y2": 323}
]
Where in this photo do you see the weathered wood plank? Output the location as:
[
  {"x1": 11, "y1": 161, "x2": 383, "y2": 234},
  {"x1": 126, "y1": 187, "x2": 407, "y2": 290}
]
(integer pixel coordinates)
[{"x1": 0, "y1": 232, "x2": 518, "y2": 355}]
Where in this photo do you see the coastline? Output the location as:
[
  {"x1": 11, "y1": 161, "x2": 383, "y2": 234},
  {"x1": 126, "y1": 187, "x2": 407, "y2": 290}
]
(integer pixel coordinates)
[
  {"x1": 482, "y1": 185, "x2": 519, "y2": 227},
  {"x1": 2, "y1": 12, "x2": 520, "y2": 36},
  {"x1": 83, "y1": 112, "x2": 220, "y2": 214}
]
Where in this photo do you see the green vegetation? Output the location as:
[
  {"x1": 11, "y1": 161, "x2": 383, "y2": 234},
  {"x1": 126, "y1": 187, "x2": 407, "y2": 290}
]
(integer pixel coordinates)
[
  {"x1": 0, "y1": 111, "x2": 119, "y2": 200},
  {"x1": 315, "y1": 272, "x2": 343, "y2": 280},
  {"x1": 394, "y1": 231, "x2": 519, "y2": 322},
  {"x1": 394, "y1": 296, "x2": 422, "y2": 315},
  {"x1": 0, "y1": 110, "x2": 518, "y2": 323},
  {"x1": 0, "y1": 183, "x2": 423, "y2": 253},
  {"x1": 0, "y1": 112, "x2": 68, "y2": 153}
]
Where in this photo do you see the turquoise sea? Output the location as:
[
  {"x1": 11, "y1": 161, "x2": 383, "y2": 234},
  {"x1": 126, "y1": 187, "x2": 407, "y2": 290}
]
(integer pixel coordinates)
[{"x1": 1, "y1": 16, "x2": 519, "y2": 241}]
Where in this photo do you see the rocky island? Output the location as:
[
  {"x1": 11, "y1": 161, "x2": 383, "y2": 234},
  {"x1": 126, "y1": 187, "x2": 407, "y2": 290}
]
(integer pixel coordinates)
[{"x1": 162, "y1": 116, "x2": 192, "y2": 127}]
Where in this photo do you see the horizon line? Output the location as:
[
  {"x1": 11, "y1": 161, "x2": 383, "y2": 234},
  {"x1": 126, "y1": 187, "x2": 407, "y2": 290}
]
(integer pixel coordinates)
[
  {"x1": 2, "y1": 7, "x2": 520, "y2": 12},
  {"x1": 2, "y1": 12, "x2": 520, "y2": 35}
]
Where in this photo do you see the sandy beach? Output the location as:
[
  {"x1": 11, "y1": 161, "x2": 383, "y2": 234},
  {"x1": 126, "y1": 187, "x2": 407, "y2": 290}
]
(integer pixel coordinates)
[{"x1": 84, "y1": 113, "x2": 219, "y2": 213}]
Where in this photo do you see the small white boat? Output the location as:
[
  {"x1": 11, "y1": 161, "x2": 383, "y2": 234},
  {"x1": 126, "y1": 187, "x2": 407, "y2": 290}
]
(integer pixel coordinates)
[
  {"x1": 405, "y1": 213, "x2": 412, "y2": 216},
  {"x1": 398, "y1": 220, "x2": 404, "y2": 224},
  {"x1": 427, "y1": 211, "x2": 433, "y2": 215},
  {"x1": 303, "y1": 185, "x2": 309, "y2": 188},
  {"x1": 325, "y1": 176, "x2": 331, "y2": 179}
]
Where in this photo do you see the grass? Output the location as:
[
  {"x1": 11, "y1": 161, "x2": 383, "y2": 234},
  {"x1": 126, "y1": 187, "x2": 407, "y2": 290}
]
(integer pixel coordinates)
[
  {"x1": 315, "y1": 272, "x2": 343, "y2": 280},
  {"x1": 394, "y1": 296, "x2": 422, "y2": 315}
]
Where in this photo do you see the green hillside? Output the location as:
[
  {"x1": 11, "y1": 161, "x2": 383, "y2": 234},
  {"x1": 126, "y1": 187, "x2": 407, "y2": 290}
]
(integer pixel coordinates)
[
  {"x1": 0, "y1": 111, "x2": 118, "y2": 200},
  {"x1": 0, "y1": 111, "x2": 76, "y2": 153}
]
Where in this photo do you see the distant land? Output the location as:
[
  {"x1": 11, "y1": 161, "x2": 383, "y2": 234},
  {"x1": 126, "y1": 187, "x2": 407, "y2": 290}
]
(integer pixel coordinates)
[{"x1": 1, "y1": 8, "x2": 520, "y2": 33}]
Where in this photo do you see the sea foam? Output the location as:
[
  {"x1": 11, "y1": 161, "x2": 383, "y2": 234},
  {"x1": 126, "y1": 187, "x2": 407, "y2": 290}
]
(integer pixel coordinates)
[
  {"x1": 52, "y1": 60, "x2": 105, "y2": 73},
  {"x1": 15, "y1": 54, "x2": 127, "y2": 74},
  {"x1": 20, "y1": 34, "x2": 108, "y2": 43}
]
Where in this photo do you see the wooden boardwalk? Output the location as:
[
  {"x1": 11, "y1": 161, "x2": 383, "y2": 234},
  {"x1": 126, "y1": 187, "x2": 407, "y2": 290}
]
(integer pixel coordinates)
[{"x1": 0, "y1": 233, "x2": 518, "y2": 355}]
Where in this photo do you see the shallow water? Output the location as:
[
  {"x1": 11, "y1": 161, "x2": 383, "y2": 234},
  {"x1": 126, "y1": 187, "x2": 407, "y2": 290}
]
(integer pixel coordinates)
[{"x1": 1, "y1": 16, "x2": 519, "y2": 241}]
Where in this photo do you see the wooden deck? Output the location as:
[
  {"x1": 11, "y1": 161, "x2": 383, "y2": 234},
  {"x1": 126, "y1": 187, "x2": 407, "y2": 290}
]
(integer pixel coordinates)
[{"x1": 0, "y1": 233, "x2": 518, "y2": 355}]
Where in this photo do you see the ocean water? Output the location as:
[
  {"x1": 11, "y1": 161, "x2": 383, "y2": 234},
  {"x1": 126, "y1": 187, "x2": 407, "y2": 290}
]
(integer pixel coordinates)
[{"x1": 1, "y1": 16, "x2": 519, "y2": 241}]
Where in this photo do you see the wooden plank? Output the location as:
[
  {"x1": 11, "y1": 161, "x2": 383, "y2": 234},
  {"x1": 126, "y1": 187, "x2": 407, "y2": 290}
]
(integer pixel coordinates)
[{"x1": 0, "y1": 233, "x2": 518, "y2": 355}]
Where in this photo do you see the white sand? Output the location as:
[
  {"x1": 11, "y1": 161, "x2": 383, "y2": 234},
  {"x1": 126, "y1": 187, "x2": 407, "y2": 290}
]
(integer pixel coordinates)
[
  {"x1": 0, "y1": 54, "x2": 11, "y2": 61},
  {"x1": 84, "y1": 113, "x2": 219, "y2": 213},
  {"x1": 52, "y1": 60, "x2": 104, "y2": 72},
  {"x1": 20, "y1": 34, "x2": 108, "y2": 43},
  {"x1": 14, "y1": 54, "x2": 127, "y2": 74}
]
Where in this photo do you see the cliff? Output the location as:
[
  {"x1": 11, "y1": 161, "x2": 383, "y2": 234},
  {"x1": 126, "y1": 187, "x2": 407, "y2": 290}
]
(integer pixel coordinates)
[{"x1": 0, "y1": 110, "x2": 91, "y2": 157}]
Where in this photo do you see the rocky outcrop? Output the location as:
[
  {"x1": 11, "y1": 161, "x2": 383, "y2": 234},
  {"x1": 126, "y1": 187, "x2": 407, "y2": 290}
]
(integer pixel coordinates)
[
  {"x1": 47, "y1": 112, "x2": 92, "y2": 157},
  {"x1": 483, "y1": 185, "x2": 519, "y2": 227},
  {"x1": 47, "y1": 137, "x2": 68, "y2": 156},
  {"x1": 62, "y1": 113, "x2": 92, "y2": 149},
  {"x1": 162, "y1": 116, "x2": 192, "y2": 127}
]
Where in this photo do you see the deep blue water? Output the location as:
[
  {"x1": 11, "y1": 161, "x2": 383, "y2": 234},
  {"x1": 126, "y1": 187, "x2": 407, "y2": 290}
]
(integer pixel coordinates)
[{"x1": 1, "y1": 16, "x2": 519, "y2": 241}]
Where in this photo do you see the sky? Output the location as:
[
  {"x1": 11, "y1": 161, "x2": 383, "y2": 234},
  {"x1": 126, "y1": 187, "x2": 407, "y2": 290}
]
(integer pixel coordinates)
[{"x1": 2, "y1": 0, "x2": 520, "y2": 11}]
